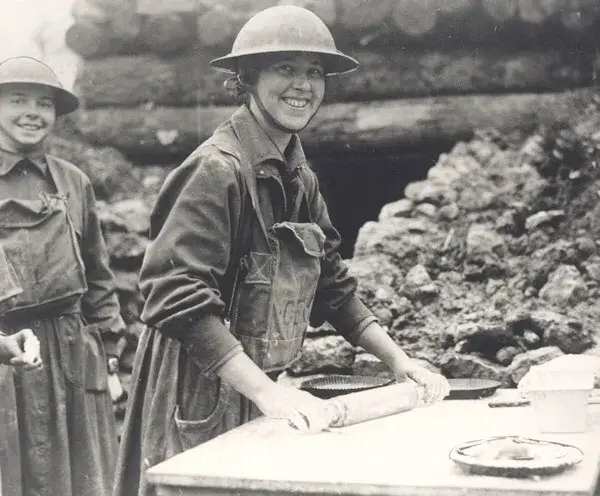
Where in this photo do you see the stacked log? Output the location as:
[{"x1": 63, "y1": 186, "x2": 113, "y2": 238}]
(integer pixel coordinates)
[
  {"x1": 67, "y1": 0, "x2": 600, "y2": 58},
  {"x1": 77, "y1": 88, "x2": 596, "y2": 158},
  {"x1": 69, "y1": 0, "x2": 600, "y2": 163},
  {"x1": 75, "y1": 49, "x2": 597, "y2": 108}
]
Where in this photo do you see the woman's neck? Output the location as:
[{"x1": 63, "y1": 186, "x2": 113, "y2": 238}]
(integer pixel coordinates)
[
  {"x1": 247, "y1": 102, "x2": 292, "y2": 156},
  {"x1": 0, "y1": 137, "x2": 43, "y2": 156}
]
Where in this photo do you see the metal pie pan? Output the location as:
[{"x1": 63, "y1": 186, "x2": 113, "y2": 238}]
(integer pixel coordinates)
[
  {"x1": 446, "y1": 378, "x2": 502, "y2": 400},
  {"x1": 449, "y1": 436, "x2": 584, "y2": 478},
  {"x1": 300, "y1": 374, "x2": 394, "y2": 399}
]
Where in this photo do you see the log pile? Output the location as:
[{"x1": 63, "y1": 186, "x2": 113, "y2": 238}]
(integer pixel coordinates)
[
  {"x1": 67, "y1": 0, "x2": 600, "y2": 58},
  {"x1": 69, "y1": 0, "x2": 600, "y2": 163},
  {"x1": 75, "y1": 49, "x2": 597, "y2": 108}
]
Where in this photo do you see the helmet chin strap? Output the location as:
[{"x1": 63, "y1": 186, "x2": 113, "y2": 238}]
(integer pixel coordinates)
[{"x1": 237, "y1": 75, "x2": 320, "y2": 134}]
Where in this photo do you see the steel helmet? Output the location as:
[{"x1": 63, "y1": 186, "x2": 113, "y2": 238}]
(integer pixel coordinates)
[
  {"x1": 0, "y1": 56, "x2": 79, "y2": 116},
  {"x1": 210, "y1": 5, "x2": 359, "y2": 76}
]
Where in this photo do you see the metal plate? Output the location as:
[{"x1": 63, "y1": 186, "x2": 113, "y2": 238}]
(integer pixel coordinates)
[
  {"x1": 300, "y1": 374, "x2": 394, "y2": 399},
  {"x1": 446, "y1": 378, "x2": 501, "y2": 400},
  {"x1": 449, "y1": 436, "x2": 584, "y2": 478}
]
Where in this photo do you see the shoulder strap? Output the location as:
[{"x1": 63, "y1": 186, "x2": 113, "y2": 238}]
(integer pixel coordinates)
[
  {"x1": 203, "y1": 142, "x2": 261, "y2": 317},
  {"x1": 207, "y1": 141, "x2": 269, "y2": 242}
]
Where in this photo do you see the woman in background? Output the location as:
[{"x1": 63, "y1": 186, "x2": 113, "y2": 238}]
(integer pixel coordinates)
[{"x1": 0, "y1": 56, "x2": 125, "y2": 496}]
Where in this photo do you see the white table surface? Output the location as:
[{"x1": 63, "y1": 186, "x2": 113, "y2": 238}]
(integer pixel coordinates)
[{"x1": 147, "y1": 389, "x2": 600, "y2": 496}]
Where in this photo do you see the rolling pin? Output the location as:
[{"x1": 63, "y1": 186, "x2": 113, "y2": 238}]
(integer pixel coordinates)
[{"x1": 325, "y1": 381, "x2": 421, "y2": 427}]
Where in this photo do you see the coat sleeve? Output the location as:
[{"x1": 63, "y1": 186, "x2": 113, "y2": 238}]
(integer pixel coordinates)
[
  {"x1": 138, "y1": 152, "x2": 245, "y2": 374},
  {"x1": 303, "y1": 168, "x2": 377, "y2": 345},
  {"x1": 79, "y1": 174, "x2": 127, "y2": 357}
]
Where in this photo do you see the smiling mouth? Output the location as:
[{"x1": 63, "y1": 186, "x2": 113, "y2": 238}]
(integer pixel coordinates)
[
  {"x1": 18, "y1": 123, "x2": 43, "y2": 131},
  {"x1": 282, "y1": 97, "x2": 309, "y2": 109}
]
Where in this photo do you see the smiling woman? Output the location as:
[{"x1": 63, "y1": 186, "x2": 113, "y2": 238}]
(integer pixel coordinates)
[
  {"x1": 0, "y1": 85, "x2": 56, "y2": 152},
  {"x1": 0, "y1": 56, "x2": 125, "y2": 496}
]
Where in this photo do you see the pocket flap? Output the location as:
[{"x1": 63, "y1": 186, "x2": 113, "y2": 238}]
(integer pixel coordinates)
[
  {"x1": 59, "y1": 320, "x2": 109, "y2": 392},
  {"x1": 273, "y1": 222, "x2": 325, "y2": 258}
]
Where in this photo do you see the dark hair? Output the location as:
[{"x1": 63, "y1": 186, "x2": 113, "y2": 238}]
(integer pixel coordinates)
[{"x1": 223, "y1": 71, "x2": 258, "y2": 106}]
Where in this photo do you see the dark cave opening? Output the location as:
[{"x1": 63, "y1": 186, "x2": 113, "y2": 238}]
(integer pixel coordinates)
[{"x1": 310, "y1": 149, "x2": 450, "y2": 259}]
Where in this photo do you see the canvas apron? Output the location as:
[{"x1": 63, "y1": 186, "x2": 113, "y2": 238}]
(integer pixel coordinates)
[
  {"x1": 172, "y1": 141, "x2": 326, "y2": 441},
  {"x1": 0, "y1": 189, "x2": 115, "y2": 496},
  {"x1": 227, "y1": 160, "x2": 325, "y2": 371}
]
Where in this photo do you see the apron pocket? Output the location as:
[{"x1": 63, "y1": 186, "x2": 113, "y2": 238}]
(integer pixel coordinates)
[
  {"x1": 60, "y1": 321, "x2": 109, "y2": 392},
  {"x1": 172, "y1": 380, "x2": 233, "y2": 451},
  {"x1": 244, "y1": 252, "x2": 273, "y2": 284},
  {"x1": 0, "y1": 197, "x2": 88, "y2": 311},
  {"x1": 272, "y1": 222, "x2": 325, "y2": 258}
]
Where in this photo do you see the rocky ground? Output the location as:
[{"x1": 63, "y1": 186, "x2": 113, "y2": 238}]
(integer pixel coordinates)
[
  {"x1": 338, "y1": 93, "x2": 600, "y2": 387},
  {"x1": 54, "y1": 91, "x2": 600, "y2": 419}
]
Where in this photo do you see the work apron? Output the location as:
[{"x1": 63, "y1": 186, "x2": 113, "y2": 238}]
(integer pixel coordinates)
[
  {"x1": 0, "y1": 190, "x2": 116, "y2": 496},
  {"x1": 114, "y1": 142, "x2": 325, "y2": 496},
  {"x1": 169, "y1": 142, "x2": 326, "y2": 447},
  {"x1": 227, "y1": 167, "x2": 325, "y2": 371}
]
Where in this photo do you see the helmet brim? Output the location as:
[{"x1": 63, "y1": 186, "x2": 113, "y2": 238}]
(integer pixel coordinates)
[
  {"x1": 52, "y1": 86, "x2": 80, "y2": 116},
  {"x1": 0, "y1": 80, "x2": 79, "y2": 116},
  {"x1": 210, "y1": 48, "x2": 359, "y2": 76}
]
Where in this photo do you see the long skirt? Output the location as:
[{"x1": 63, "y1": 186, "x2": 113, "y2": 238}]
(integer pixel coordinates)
[
  {"x1": 0, "y1": 310, "x2": 118, "y2": 496},
  {"x1": 113, "y1": 326, "x2": 261, "y2": 496}
]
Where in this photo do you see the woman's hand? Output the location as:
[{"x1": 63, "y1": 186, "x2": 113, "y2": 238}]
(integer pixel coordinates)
[
  {"x1": 396, "y1": 362, "x2": 449, "y2": 405},
  {"x1": 0, "y1": 328, "x2": 42, "y2": 370},
  {"x1": 253, "y1": 383, "x2": 333, "y2": 432}
]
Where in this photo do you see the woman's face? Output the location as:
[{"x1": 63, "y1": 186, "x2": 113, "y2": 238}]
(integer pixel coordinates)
[
  {"x1": 250, "y1": 52, "x2": 325, "y2": 133},
  {"x1": 0, "y1": 83, "x2": 56, "y2": 153}
]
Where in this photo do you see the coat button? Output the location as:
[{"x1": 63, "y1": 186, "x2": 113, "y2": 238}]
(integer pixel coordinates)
[{"x1": 33, "y1": 320, "x2": 41, "y2": 327}]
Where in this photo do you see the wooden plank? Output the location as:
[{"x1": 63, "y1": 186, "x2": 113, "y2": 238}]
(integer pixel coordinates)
[
  {"x1": 75, "y1": 49, "x2": 597, "y2": 108},
  {"x1": 392, "y1": 0, "x2": 439, "y2": 37},
  {"x1": 75, "y1": 88, "x2": 595, "y2": 161},
  {"x1": 148, "y1": 392, "x2": 600, "y2": 495},
  {"x1": 559, "y1": 0, "x2": 600, "y2": 31},
  {"x1": 68, "y1": 0, "x2": 600, "y2": 58},
  {"x1": 196, "y1": 5, "x2": 245, "y2": 48},
  {"x1": 518, "y1": 0, "x2": 560, "y2": 24},
  {"x1": 71, "y1": 0, "x2": 114, "y2": 25},
  {"x1": 139, "y1": 14, "x2": 192, "y2": 54},
  {"x1": 136, "y1": 0, "x2": 206, "y2": 15},
  {"x1": 336, "y1": 0, "x2": 392, "y2": 29},
  {"x1": 481, "y1": 0, "x2": 518, "y2": 22},
  {"x1": 65, "y1": 22, "x2": 129, "y2": 59}
]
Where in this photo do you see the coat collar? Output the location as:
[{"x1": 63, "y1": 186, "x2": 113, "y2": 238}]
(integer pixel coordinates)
[
  {"x1": 230, "y1": 105, "x2": 308, "y2": 174},
  {"x1": 0, "y1": 146, "x2": 47, "y2": 177}
]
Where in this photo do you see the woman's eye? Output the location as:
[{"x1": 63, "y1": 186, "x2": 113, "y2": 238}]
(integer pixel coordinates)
[
  {"x1": 10, "y1": 98, "x2": 26, "y2": 105},
  {"x1": 277, "y1": 64, "x2": 294, "y2": 74},
  {"x1": 309, "y1": 67, "x2": 325, "y2": 78},
  {"x1": 39, "y1": 100, "x2": 54, "y2": 109}
]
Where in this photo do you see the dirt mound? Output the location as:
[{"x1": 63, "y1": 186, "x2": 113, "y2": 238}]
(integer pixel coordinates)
[{"x1": 341, "y1": 94, "x2": 600, "y2": 385}]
